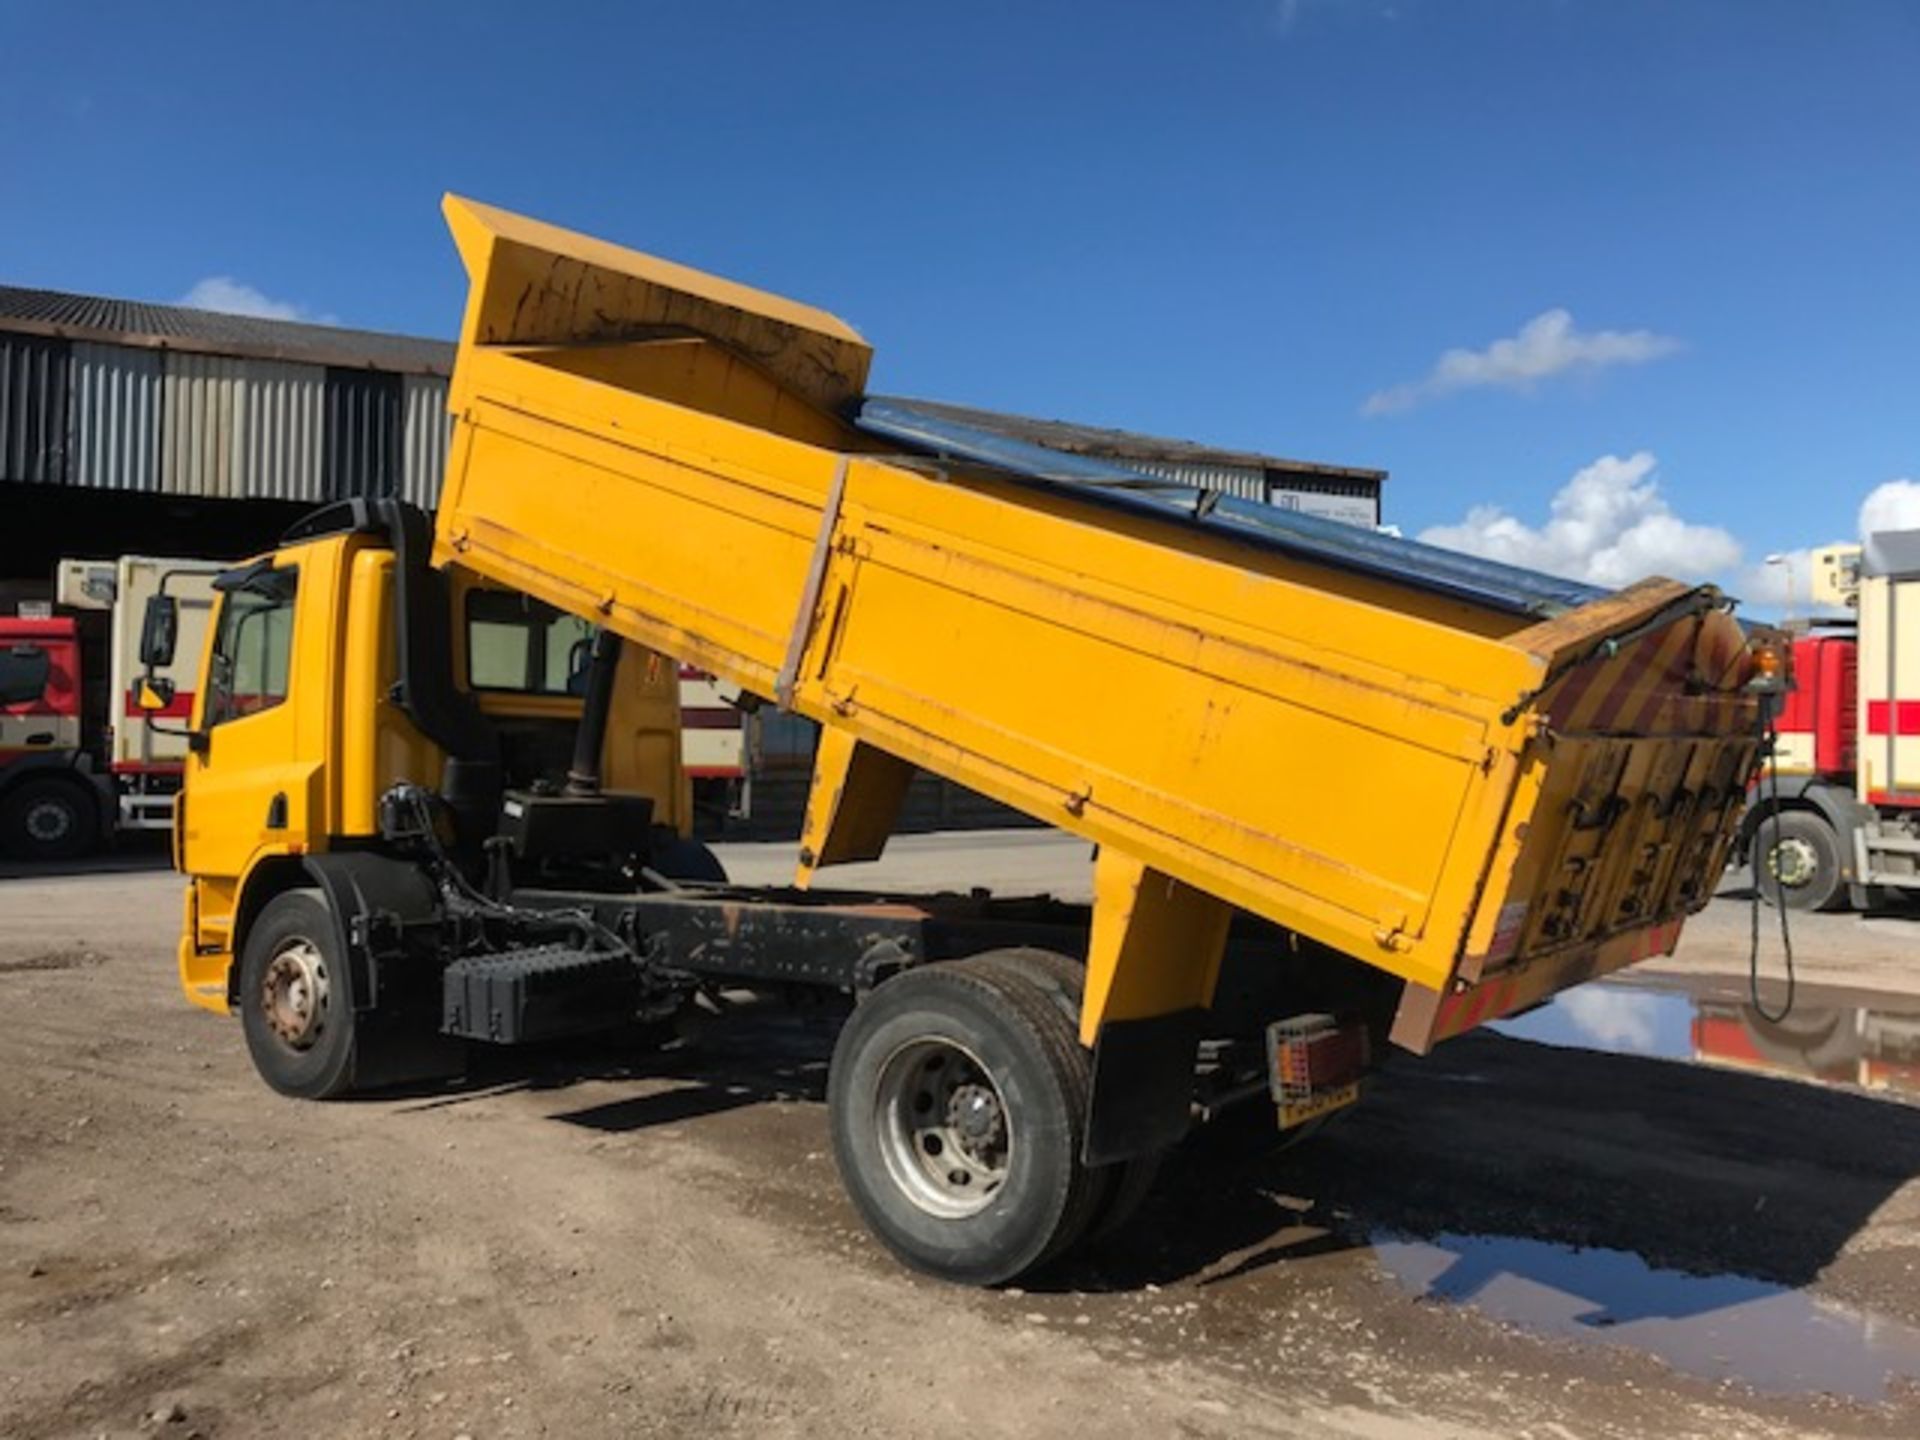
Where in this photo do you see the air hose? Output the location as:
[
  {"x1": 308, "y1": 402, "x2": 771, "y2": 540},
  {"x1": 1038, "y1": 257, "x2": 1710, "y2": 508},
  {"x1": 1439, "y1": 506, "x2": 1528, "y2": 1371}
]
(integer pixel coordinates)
[{"x1": 1748, "y1": 700, "x2": 1796, "y2": 1024}]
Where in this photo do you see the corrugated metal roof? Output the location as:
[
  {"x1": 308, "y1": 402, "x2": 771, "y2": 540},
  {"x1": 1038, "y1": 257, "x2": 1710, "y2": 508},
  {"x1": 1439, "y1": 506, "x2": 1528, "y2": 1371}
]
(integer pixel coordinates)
[
  {"x1": 872, "y1": 395, "x2": 1386, "y2": 486},
  {"x1": 0, "y1": 284, "x2": 455, "y2": 376}
]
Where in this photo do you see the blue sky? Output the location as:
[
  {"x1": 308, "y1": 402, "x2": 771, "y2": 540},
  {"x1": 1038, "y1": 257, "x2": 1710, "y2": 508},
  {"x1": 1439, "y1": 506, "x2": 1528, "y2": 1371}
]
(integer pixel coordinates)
[{"x1": 3, "y1": 1, "x2": 1915, "y2": 602}]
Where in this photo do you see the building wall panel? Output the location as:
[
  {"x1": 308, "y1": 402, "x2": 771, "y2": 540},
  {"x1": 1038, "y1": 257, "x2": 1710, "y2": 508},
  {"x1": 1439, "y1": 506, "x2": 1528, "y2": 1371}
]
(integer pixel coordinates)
[
  {"x1": 160, "y1": 352, "x2": 242, "y2": 497},
  {"x1": 0, "y1": 332, "x2": 70, "y2": 484},
  {"x1": 1126, "y1": 459, "x2": 1266, "y2": 500},
  {"x1": 69, "y1": 342, "x2": 161, "y2": 491},
  {"x1": 234, "y1": 358, "x2": 325, "y2": 502},
  {"x1": 402, "y1": 374, "x2": 452, "y2": 509},
  {"x1": 1268, "y1": 486, "x2": 1379, "y2": 528},
  {"x1": 324, "y1": 368, "x2": 404, "y2": 500}
]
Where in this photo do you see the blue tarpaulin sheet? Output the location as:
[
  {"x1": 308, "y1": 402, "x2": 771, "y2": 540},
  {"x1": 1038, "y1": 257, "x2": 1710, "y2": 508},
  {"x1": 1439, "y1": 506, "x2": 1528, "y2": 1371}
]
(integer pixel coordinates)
[{"x1": 854, "y1": 397, "x2": 1606, "y2": 620}]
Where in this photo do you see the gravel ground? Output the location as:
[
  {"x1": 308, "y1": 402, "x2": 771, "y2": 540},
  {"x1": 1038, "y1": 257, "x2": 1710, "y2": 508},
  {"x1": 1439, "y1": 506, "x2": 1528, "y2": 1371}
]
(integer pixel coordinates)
[{"x1": 2, "y1": 832, "x2": 1918, "y2": 1438}]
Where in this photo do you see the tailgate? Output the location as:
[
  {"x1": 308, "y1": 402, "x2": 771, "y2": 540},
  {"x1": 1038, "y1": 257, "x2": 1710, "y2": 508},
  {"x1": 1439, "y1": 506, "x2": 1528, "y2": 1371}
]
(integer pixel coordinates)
[{"x1": 1392, "y1": 598, "x2": 1771, "y2": 1052}]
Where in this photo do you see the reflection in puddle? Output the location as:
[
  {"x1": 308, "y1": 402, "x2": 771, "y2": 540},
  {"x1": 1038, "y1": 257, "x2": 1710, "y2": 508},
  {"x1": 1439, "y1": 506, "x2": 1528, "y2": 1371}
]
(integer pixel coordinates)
[
  {"x1": 1494, "y1": 985, "x2": 1695, "y2": 1060},
  {"x1": 1375, "y1": 1231, "x2": 1920, "y2": 1401},
  {"x1": 1491, "y1": 982, "x2": 1920, "y2": 1100}
]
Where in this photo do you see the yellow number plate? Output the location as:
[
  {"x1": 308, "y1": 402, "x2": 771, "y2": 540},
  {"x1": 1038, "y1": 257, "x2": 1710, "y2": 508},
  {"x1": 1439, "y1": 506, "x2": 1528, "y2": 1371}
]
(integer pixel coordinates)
[{"x1": 1278, "y1": 1081, "x2": 1360, "y2": 1130}]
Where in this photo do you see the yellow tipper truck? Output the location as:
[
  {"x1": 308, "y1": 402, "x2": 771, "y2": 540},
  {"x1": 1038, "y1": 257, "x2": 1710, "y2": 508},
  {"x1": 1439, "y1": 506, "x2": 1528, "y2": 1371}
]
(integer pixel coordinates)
[{"x1": 139, "y1": 197, "x2": 1780, "y2": 1284}]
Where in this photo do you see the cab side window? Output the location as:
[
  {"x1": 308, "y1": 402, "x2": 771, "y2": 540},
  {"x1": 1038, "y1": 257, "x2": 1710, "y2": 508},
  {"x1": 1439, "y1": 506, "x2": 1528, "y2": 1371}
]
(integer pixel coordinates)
[
  {"x1": 466, "y1": 591, "x2": 595, "y2": 695},
  {"x1": 0, "y1": 645, "x2": 50, "y2": 707},
  {"x1": 205, "y1": 569, "x2": 298, "y2": 727}
]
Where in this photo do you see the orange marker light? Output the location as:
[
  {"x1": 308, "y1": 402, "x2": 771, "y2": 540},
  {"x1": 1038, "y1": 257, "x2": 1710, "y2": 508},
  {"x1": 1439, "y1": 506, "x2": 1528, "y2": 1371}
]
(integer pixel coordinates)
[{"x1": 1746, "y1": 641, "x2": 1785, "y2": 694}]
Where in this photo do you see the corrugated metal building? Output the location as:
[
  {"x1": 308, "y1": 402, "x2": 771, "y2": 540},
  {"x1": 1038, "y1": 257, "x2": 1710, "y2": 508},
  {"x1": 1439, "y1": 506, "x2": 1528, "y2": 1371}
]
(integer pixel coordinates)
[
  {"x1": 0, "y1": 285, "x2": 452, "y2": 508},
  {"x1": 0, "y1": 284, "x2": 457, "y2": 583},
  {"x1": 0, "y1": 283, "x2": 1384, "y2": 584},
  {"x1": 873, "y1": 397, "x2": 1385, "y2": 528}
]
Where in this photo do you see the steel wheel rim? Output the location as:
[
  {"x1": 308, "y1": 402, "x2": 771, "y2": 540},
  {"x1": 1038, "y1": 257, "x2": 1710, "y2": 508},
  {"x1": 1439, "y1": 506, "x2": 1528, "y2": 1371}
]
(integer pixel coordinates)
[
  {"x1": 23, "y1": 799, "x2": 72, "y2": 843},
  {"x1": 1769, "y1": 835, "x2": 1818, "y2": 890},
  {"x1": 260, "y1": 939, "x2": 331, "y2": 1051},
  {"x1": 874, "y1": 1037, "x2": 1011, "y2": 1219}
]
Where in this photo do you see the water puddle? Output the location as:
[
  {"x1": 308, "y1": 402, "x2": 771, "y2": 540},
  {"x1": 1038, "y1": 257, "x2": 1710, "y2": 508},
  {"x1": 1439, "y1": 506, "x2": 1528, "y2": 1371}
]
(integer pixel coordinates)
[
  {"x1": 1490, "y1": 980, "x2": 1920, "y2": 1100},
  {"x1": 1374, "y1": 1230, "x2": 1920, "y2": 1401}
]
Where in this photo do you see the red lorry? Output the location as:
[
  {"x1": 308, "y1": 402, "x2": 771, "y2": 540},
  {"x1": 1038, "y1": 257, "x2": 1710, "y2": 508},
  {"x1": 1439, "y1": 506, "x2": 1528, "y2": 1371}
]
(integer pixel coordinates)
[
  {"x1": 0, "y1": 614, "x2": 110, "y2": 859},
  {"x1": 1749, "y1": 534, "x2": 1920, "y2": 910}
]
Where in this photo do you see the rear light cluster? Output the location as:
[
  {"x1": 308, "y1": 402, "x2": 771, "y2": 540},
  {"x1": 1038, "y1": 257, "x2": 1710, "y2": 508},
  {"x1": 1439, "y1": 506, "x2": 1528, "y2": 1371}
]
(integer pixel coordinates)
[{"x1": 1266, "y1": 1013, "x2": 1369, "y2": 1102}]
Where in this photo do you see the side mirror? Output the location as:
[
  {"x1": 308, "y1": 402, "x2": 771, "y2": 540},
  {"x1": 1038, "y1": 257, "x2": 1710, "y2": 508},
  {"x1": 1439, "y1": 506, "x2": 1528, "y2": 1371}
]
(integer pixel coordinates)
[
  {"x1": 135, "y1": 676, "x2": 177, "y2": 712},
  {"x1": 139, "y1": 594, "x2": 179, "y2": 668},
  {"x1": 0, "y1": 644, "x2": 50, "y2": 706}
]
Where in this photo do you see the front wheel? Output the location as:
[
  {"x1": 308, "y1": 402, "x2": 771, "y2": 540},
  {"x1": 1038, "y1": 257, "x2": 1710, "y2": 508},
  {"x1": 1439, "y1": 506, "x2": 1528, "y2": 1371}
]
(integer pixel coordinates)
[
  {"x1": 1755, "y1": 810, "x2": 1847, "y2": 912},
  {"x1": 239, "y1": 889, "x2": 359, "y2": 1099},
  {"x1": 828, "y1": 960, "x2": 1100, "y2": 1285},
  {"x1": 0, "y1": 778, "x2": 100, "y2": 861}
]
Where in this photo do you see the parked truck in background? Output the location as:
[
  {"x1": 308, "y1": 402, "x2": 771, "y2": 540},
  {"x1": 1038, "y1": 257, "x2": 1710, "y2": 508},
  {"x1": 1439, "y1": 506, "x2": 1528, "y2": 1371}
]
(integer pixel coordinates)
[
  {"x1": 139, "y1": 196, "x2": 1779, "y2": 1285},
  {"x1": 1748, "y1": 532, "x2": 1920, "y2": 911},
  {"x1": 678, "y1": 663, "x2": 754, "y2": 827},
  {"x1": 0, "y1": 556, "x2": 219, "y2": 860}
]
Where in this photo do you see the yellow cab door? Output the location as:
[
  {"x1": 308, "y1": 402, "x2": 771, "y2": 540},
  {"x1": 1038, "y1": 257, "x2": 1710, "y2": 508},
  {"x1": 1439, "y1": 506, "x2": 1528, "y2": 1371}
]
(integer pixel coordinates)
[{"x1": 180, "y1": 551, "x2": 329, "y2": 956}]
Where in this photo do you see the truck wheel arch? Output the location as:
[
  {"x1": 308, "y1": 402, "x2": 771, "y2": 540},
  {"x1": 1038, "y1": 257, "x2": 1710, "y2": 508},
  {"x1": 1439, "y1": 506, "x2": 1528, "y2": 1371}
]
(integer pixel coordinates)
[
  {"x1": 227, "y1": 857, "x2": 312, "y2": 1007},
  {"x1": 228, "y1": 852, "x2": 441, "y2": 1011},
  {"x1": 1738, "y1": 779, "x2": 1864, "y2": 864}
]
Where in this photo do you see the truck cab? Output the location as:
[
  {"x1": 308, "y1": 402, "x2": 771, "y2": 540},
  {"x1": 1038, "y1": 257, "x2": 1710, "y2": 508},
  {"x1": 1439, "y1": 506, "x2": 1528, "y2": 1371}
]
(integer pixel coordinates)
[{"x1": 167, "y1": 503, "x2": 691, "y2": 1016}]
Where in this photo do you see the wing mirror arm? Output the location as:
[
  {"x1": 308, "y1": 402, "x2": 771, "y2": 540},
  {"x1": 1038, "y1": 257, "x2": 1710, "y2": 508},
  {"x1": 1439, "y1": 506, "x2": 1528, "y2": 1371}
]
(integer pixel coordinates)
[{"x1": 133, "y1": 594, "x2": 197, "y2": 742}]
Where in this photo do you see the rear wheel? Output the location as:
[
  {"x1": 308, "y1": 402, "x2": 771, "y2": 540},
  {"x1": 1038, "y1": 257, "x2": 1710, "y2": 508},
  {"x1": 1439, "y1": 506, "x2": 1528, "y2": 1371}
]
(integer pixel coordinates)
[
  {"x1": 1756, "y1": 810, "x2": 1846, "y2": 912},
  {"x1": 649, "y1": 832, "x2": 728, "y2": 883},
  {"x1": 0, "y1": 777, "x2": 99, "y2": 861},
  {"x1": 967, "y1": 948, "x2": 1166, "y2": 1249},
  {"x1": 240, "y1": 889, "x2": 359, "y2": 1099},
  {"x1": 828, "y1": 959, "x2": 1102, "y2": 1285}
]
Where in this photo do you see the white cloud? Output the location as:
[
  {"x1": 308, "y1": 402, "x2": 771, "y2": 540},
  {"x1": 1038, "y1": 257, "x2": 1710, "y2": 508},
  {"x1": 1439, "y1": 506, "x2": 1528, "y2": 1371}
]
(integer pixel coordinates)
[
  {"x1": 1736, "y1": 479, "x2": 1920, "y2": 612},
  {"x1": 1740, "y1": 548, "x2": 1822, "y2": 608},
  {"x1": 1859, "y1": 478, "x2": 1920, "y2": 538},
  {"x1": 1271, "y1": 0, "x2": 1399, "y2": 35},
  {"x1": 1364, "y1": 308, "x2": 1683, "y2": 416},
  {"x1": 176, "y1": 276, "x2": 332, "y2": 324},
  {"x1": 1557, "y1": 987, "x2": 1665, "y2": 1055},
  {"x1": 1418, "y1": 452, "x2": 1741, "y2": 588}
]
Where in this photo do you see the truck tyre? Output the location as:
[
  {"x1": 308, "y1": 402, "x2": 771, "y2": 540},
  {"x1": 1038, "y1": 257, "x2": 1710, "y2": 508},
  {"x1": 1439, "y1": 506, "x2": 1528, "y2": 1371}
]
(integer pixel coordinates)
[
  {"x1": 1739, "y1": 1005, "x2": 1853, "y2": 1075},
  {"x1": 1755, "y1": 811, "x2": 1845, "y2": 912},
  {"x1": 828, "y1": 959, "x2": 1102, "y2": 1285},
  {"x1": 239, "y1": 889, "x2": 360, "y2": 1100},
  {"x1": 649, "y1": 833, "x2": 728, "y2": 883},
  {"x1": 0, "y1": 776, "x2": 99, "y2": 861},
  {"x1": 967, "y1": 948, "x2": 1165, "y2": 1251}
]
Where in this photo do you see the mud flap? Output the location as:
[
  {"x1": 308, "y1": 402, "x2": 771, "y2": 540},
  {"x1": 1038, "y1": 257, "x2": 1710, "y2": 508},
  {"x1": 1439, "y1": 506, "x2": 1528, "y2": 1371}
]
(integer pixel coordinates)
[{"x1": 1084, "y1": 1007, "x2": 1204, "y2": 1166}]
